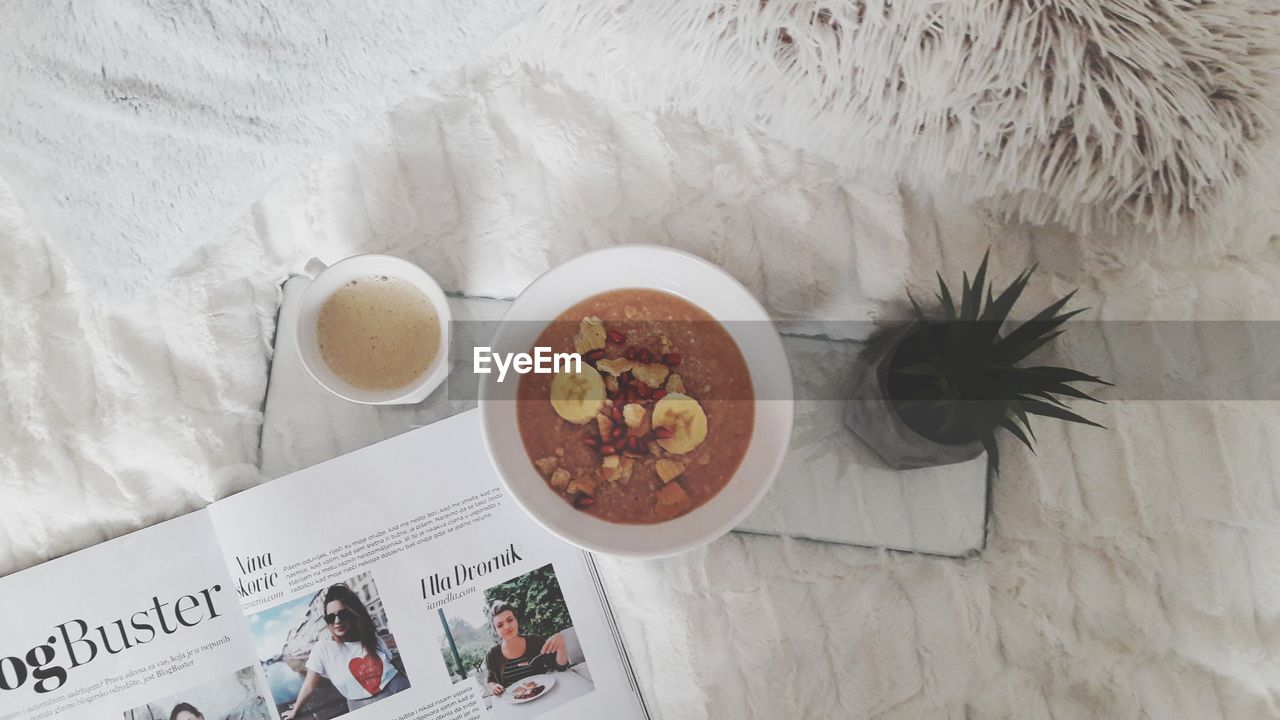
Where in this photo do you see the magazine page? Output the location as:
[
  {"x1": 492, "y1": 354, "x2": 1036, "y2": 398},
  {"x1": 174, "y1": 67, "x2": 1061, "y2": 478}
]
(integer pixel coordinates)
[
  {"x1": 206, "y1": 411, "x2": 648, "y2": 720},
  {"x1": 0, "y1": 512, "x2": 273, "y2": 720}
]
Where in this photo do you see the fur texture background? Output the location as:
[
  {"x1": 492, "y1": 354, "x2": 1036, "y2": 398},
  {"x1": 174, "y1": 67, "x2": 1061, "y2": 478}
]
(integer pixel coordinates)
[
  {"x1": 0, "y1": 0, "x2": 538, "y2": 300},
  {"x1": 515, "y1": 0, "x2": 1280, "y2": 235}
]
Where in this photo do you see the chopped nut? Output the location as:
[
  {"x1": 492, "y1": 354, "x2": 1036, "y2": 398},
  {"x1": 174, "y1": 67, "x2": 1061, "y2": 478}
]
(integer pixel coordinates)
[
  {"x1": 626, "y1": 404, "x2": 651, "y2": 436},
  {"x1": 596, "y1": 414, "x2": 613, "y2": 438},
  {"x1": 631, "y1": 362, "x2": 670, "y2": 388},
  {"x1": 665, "y1": 373, "x2": 685, "y2": 394},
  {"x1": 535, "y1": 457, "x2": 559, "y2": 476},
  {"x1": 697, "y1": 454, "x2": 711, "y2": 466},
  {"x1": 599, "y1": 455, "x2": 635, "y2": 483},
  {"x1": 655, "y1": 459, "x2": 685, "y2": 483},
  {"x1": 598, "y1": 455, "x2": 620, "y2": 481},
  {"x1": 567, "y1": 474, "x2": 598, "y2": 496},
  {"x1": 554, "y1": 447, "x2": 565, "y2": 457},
  {"x1": 549, "y1": 468, "x2": 571, "y2": 489},
  {"x1": 574, "y1": 316, "x2": 607, "y2": 355},
  {"x1": 624, "y1": 305, "x2": 638, "y2": 319},
  {"x1": 604, "y1": 375, "x2": 619, "y2": 394},
  {"x1": 622, "y1": 403, "x2": 646, "y2": 430},
  {"x1": 595, "y1": 358, "x2": 634, "y2": 376},
  {"x1": 656, "y1": 481, "x2": 690, "y2": 507}
]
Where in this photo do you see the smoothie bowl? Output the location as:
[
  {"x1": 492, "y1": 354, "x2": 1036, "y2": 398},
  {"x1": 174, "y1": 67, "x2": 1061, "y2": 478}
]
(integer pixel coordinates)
[{"x1": 478, "y1": 246, "x2": 793, "y2": 557}]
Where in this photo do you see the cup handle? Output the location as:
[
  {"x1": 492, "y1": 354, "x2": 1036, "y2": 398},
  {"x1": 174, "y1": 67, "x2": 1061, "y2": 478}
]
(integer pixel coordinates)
[{"x1": 304, "y1": 257, "x2": 328, "y2": 278}]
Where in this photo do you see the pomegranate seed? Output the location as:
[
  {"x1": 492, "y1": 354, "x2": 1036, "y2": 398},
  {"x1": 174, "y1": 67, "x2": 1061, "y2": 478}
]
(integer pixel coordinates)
[
  {"x1": 652, "y1": 388, "x2": 667, "y2": 400},
  {"x1": 662, "y1": 353, "x2": 682, "y2": 367},
  {"x1": 584, "y1": 349, "x2": 605, "y2": 363},
  {"x1": 640, "y1": 348, "x2": 654, "y2": 363},
  {"x1": 583, "y1": 435, "x2": 599, "y2": 447},
  {"x1": 653, "y1": 426, "x2": 675, "y2": 439},
  {"x1": 600, "y1": 444, "x2": 617, "y2": 455},
  {"x1": 574, "y1": 496, "x2": 596, "y2": 508},
  {"x1": 625, "y1": 436, "x2": 640, "y2": 451},
  {"x1": 610, "y1": 426, "x2": 625, "y2": 439},
  {"x1": 627, "y1": 388, "x2": 640, "y2": 403},
  {"x1": 611, "y1": 406, "x2": 624, "y2": 422},
  {"x1": 637, "y1": 384, "x2": 652, "y2": 398},
  {"x1": 607, "y1": 329, "x2": 625, "y2": 344}
]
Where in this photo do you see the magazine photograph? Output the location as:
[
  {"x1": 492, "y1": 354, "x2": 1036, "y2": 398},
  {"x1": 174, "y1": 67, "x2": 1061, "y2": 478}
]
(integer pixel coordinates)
[
  {"x1": 122, "y1": 666, "x2": 271, "y2": 720},
  {"x1": 249, "y1": 574, "x2": 410, "y2": 719},
  {"x1": 437, "y1": 563, "x2": 595, "y2": 717}
]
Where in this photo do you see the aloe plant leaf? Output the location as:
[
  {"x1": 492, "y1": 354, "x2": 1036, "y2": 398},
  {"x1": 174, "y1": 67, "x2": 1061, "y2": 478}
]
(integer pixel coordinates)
[
  {"x1": 980, "y1": 267, "x2": 1032, "y2": 326},
  {"x1": 998, "y1": 415, "x2": 1035, "y2": 451},
  {"x1": 960, "y1": 272, "x2": 974, "y2": 320},
  {"x1": 1011, "y1": 405, "x2": 1036, "y2": 440},
  {"x1": 907, "y1": 291, "x2": 929, "y2": 324},
  {"x1": 1039, "y1": 383, "x2": 1104, "y2": 403},
  {"x1": 963, "y1": 250, "x2": 990, "y2": 321},
  {"x1": 994, "y1": 287, "x2": 1078, "y2": 338},
  {"x1": 935, "y1": 273, "x2": 957, "y2": 320},
  {"x1": 979, "y1": 431, "x2": 1000, "y2": 473},
  {"x1": 980, "y1": 368, "x2": 1106, "y2": 403},
  {"x1": 1019, "y1": 397, "x2": 1106, "y2": 429},
  {"x1": 1021, "y1": 366, "x2": 1113, "y2": 386},
  {"x1": 993, "y1": 292, "x2": 1087, "y2": 355},
  {"x1": 1026, "y1": 391, "x2": 1069, "y2": 407},
  {"x1": 994, "y1": 327, "x2": 1068, "y2": 365}
]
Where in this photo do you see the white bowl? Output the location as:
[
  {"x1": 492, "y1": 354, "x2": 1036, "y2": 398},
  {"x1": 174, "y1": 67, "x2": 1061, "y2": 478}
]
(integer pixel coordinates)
[{"x1": 478, "y1": 245, "x2": 794, "y2": 557}]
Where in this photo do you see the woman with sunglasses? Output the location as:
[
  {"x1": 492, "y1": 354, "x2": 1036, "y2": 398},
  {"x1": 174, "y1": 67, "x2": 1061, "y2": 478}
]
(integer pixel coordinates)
[{"x1": 281, "y1": 584, "x2": 409, "y2": 718}]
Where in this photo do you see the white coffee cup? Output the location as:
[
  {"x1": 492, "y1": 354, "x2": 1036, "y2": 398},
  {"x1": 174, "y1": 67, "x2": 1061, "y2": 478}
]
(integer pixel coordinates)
[{"x1": 295, "y1": 254, "x2": 452, "y2": 405}]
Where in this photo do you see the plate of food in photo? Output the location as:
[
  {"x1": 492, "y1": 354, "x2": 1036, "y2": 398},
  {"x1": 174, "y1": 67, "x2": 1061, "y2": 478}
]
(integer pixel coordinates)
[
  {"x1": 506, "y1": 674, "x2": 556, "y2": 704},
  {"x1": 479, "y1": 245, "x2": 794, "y2": 557}
]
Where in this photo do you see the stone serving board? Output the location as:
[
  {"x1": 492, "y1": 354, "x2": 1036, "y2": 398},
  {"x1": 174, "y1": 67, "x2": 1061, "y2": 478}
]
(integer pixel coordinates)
[{"x1": 259, "y1": 277, "x2": 989, "y2": 557}]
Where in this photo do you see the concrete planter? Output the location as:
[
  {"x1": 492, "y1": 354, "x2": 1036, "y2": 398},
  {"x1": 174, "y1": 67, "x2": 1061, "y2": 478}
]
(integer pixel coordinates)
[{"x1": 842, "y1": 324, "x2": 984, "y2": 470}]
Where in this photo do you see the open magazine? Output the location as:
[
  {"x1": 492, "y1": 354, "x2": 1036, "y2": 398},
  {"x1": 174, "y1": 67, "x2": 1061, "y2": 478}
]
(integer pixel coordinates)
[{"x1": 0, "y1": 411, "x2": 650, "y2": 720}]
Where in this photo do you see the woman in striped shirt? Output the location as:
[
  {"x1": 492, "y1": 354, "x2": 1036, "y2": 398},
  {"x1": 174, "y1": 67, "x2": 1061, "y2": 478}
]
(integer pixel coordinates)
[{"x1": 484, "y1": 600, "x2": 570, "y2": 696}]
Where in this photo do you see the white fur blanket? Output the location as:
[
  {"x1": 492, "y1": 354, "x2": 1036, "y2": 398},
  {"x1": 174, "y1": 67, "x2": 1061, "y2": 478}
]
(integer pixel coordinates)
[
  {"x1": 3, "y1": 1, "x2": 1280, "y2": 718},
  {"x1": 0, "y1": 0, "x2": 540, "y2": 300}
]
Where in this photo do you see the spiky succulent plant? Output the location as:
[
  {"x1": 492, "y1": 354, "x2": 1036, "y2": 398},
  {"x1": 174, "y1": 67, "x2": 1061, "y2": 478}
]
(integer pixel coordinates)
[{"x1": 892, "y1": 251, "x2": 1110, "y2": 471}]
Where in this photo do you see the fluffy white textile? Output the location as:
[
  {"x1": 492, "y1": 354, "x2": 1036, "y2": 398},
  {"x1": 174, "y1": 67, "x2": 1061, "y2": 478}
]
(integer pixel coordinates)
[
  {"x1": 0, "y1": 0, "x2": 539, "y2": 300},
  {"x1": 512, "y1": 0, "x2": 1280, "y2": 235},
  {"x1": 2, "y1": 1, "x2": 1280, "y2": 718}
]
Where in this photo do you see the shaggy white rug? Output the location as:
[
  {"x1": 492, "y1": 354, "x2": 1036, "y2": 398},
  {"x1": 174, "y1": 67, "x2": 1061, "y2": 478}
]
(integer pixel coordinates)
[
  {"x1": 513, "y1": 0, "x2": 1280, "y2": 236},
  {"x1": 3, "y1": 1, "x2": 1280, "y2": 718}
]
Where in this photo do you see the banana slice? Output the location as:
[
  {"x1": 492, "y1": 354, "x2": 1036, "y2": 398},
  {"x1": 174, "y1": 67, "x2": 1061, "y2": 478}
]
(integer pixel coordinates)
[
  {"x1": 550, "y1": 366, "x2": 606, "y2": 424},
  {"x1": 650, "y1": 392, "x2": 708, "y2": 454}
]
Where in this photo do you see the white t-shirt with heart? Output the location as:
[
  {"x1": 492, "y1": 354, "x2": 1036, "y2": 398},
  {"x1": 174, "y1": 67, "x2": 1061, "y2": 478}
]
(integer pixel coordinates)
[{"x1": 305, "y1": 635, "x2": 399, "y2": 700}]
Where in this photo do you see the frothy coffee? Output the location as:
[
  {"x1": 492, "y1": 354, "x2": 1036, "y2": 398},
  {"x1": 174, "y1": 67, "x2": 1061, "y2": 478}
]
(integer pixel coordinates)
[{"x1": 317, "y1": 275, "x2": 441, "y2": 392}]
